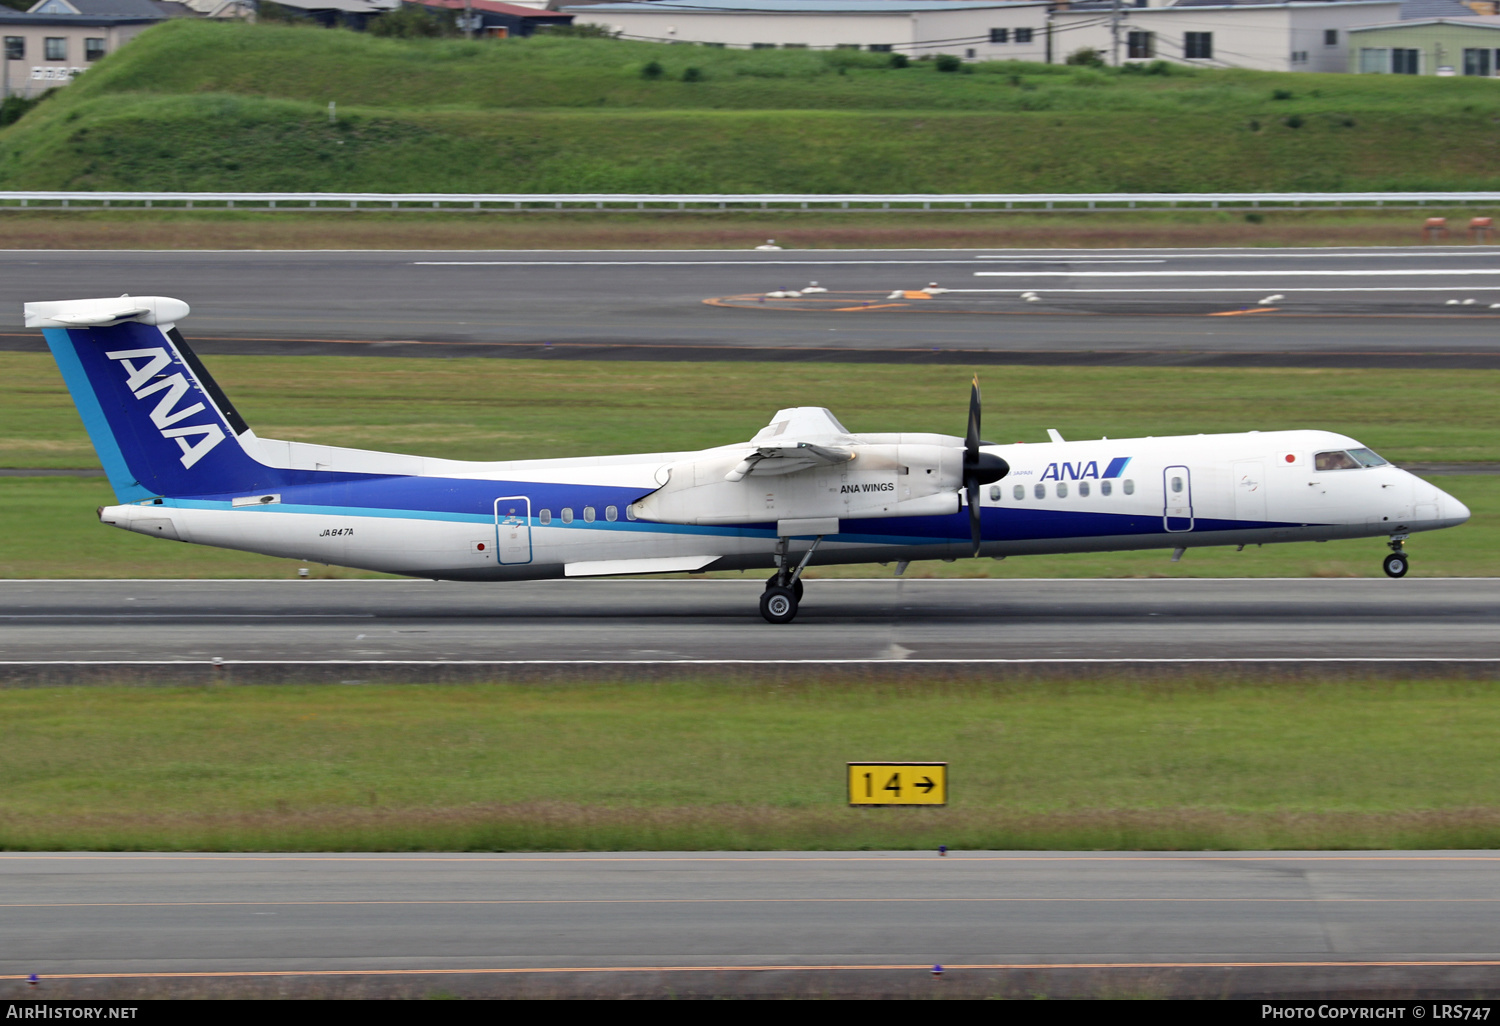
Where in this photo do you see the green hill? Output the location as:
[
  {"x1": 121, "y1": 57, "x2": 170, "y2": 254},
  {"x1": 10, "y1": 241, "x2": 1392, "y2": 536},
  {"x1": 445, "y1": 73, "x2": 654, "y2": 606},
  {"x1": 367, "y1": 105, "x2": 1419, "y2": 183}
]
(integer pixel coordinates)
[{"x1": 2, "y1": 19, "x2": 1499, "y2": 192}]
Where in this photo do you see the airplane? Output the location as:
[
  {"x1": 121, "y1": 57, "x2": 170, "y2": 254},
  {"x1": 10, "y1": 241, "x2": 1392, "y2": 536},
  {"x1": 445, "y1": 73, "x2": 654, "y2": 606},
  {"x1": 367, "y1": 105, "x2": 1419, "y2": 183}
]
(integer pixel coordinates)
[{"x1": 28, "y1": 295, "x2": 1472, "y2": 624}]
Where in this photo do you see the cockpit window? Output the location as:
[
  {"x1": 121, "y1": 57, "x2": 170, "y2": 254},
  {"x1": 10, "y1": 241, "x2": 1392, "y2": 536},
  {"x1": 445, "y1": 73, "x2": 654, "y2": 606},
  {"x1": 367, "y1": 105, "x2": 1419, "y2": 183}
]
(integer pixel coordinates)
[
  {"x1": 1347, "y1": 447, "x2": 1389, "y2": 468},
  {"x1": 1315, "y1": 450, "x2": 1362, "y2": 471}
]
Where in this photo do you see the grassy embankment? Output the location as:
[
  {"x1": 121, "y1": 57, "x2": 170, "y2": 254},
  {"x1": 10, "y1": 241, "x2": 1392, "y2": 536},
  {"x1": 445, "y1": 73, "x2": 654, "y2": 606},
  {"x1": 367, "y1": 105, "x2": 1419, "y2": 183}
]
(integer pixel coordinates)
[
  {"x1": 0, "y1": 352, "x2": 1493, "y2": 578},
  {"x1": 4, "y1": 678, "x2": 1500, "y2": 851},
  {"x1": 2, "y1": 21, "x2": 1500, "y2": 250}
]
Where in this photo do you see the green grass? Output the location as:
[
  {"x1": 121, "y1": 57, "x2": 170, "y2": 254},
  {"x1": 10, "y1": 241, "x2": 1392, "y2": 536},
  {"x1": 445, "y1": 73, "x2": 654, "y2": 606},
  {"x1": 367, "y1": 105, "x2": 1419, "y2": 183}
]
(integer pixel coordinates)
[
  {"x1": 1, "y1": 352, "x2": 1492, "y2": 577},
  {"x1": 4, "y1": 678, "x2": 1500, "y2": 851},
  {"x1": 4, "y1": 21, "x2": 1500, "y2": 192}
]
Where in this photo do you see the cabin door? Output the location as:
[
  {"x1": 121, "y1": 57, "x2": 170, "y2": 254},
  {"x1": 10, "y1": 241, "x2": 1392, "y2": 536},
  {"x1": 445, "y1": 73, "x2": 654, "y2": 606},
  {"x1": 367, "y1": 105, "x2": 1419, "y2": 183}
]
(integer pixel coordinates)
[
  {"x1": 1163, "y1": 465, "x2": 1194, "y2": 533},
  {"x1": 493, "y1": 496, "x2": 533, "y2": 565}
]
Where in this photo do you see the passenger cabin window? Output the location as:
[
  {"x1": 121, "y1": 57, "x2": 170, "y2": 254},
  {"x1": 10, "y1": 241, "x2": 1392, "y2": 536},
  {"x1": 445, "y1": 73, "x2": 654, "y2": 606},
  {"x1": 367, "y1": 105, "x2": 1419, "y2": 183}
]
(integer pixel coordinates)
[
  {"x1": 1034, "y1": 483, "x2": 1046, "y2": 499},
  {"x1": 1101, "y1": 480, "x2": 1112, "y2": 496},
  {"x1": 1123, "y1": 479, "x2": 1135, "y2": 495},
  {"x1": 1171, "y1": 476, "x2": 1184, "y2": 493},
  {"x1": 989, "y1": 484, "x2": 1001, "y2": 501},
  {"x1": 626, "y1": 505, "x2": 638, "y2": 521},
  {"x1": 561, "y1": 507, "x2": 574, "y2": 524},
  {"x1": 605, "y1": 505, "x2": 618, "y2": 521},
  {"x1": 1079, "y1": 480, "x2": 1090, "y2": 497},
  {"x1": 583, "y1": 506, "x2": 596, "y2": 522},
  {"x1": 538, "y1": 509, "x2": 551, "y2": 525},
  {"x1": 1013, "y1": 484, "x2": 1025, "y2": 500},
  {"x1": 1315, "y1": 450, "x2": 1362, "y2": 471},
  {"x1": 1056, "y1": 482, "x2": 1068, "y2": 498}
]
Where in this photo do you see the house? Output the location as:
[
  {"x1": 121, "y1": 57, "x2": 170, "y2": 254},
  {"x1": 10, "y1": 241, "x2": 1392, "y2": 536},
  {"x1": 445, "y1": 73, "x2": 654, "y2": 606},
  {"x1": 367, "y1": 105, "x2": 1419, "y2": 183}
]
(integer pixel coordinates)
[
  {"x1": 405, "y1": 0, "x2": 573, "y2": 38},
  {"x1": 2, "y1": 0, "x2": 165, "y2": 97},
  {"x1": 1050, "y1": 0, "x2": 1405, "y2": 73},
  {"x1": 261, "y1": 0, "x2": 397, "y2": 30},
  {"x1": 1349, "y1": 14, "x2": 1500, "y2": 72},
  {"x1": 561, "y1": 0, "x2": 1055, "y2": 61}
]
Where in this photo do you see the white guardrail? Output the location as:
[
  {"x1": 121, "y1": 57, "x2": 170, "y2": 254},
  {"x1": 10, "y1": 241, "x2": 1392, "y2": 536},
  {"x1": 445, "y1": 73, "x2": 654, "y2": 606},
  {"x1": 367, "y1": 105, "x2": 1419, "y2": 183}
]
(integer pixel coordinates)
[{"x1": 1, "y1": 191, "x2": 1499, "y2": 211}]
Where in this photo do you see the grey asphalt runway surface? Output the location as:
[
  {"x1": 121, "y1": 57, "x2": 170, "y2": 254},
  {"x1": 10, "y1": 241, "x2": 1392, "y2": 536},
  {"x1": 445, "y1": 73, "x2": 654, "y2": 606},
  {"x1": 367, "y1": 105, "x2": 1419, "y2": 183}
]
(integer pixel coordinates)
[
  {"x1": 5, "y1": 850, "x2": 1500, "y2": 997},
  {"x1": 1, "y1": 578, "x2": 1495, "y2": 666},
  {"x1": 4, "y1": 247, "x2": 1500, "y2": 366}
]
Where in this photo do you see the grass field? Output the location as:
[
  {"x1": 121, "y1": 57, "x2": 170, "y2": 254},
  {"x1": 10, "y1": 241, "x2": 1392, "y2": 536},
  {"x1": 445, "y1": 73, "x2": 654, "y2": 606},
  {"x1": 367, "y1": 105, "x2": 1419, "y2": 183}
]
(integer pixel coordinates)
[
  {"x1": 0, "y1": 207, "x2": 1491, "y2": 252},
  {"x1": 4, "y1": 677, "x2": 1500, "y2": 851},
  {"x1": 5, "y1": 21, "x2": 1500, "y2": 193},
  {"x1": 0, "y1": 352, "x2": 1492, "y2": 578}
]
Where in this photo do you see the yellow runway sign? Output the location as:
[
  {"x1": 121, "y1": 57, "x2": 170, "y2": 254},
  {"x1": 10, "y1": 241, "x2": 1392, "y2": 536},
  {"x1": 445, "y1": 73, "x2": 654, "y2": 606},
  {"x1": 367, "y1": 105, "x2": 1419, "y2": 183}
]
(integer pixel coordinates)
[{"x1": 847, "y1": 762, "x2": 947, "y2": 806}]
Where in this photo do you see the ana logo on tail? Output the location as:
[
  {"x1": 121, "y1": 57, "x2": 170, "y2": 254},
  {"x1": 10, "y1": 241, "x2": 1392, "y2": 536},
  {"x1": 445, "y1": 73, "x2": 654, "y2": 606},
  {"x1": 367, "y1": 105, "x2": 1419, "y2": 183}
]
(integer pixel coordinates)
[{"x1": 106, "y1": 347, "x2": 225, "y2": 469}]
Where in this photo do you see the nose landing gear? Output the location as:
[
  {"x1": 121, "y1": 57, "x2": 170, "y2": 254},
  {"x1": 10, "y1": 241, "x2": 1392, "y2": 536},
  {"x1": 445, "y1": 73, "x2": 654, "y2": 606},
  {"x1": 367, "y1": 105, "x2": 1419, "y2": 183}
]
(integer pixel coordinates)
[{"x1": 1383, "y1": 534, "x2": 1409, "y2": 578}]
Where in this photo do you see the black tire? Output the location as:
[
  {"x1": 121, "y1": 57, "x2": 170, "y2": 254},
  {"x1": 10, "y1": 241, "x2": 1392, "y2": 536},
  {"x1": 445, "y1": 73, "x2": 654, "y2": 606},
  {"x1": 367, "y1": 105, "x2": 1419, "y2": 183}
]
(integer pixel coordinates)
[
  {"x1": 765, "y1": 574, "x2": 804, "y2": 602},
  {"x1": 760, "y1": 585, "x2": 799, "y2": 624},
  {"x1": 1383, "y1": 552, "x2": 1409, "y2": 578}
]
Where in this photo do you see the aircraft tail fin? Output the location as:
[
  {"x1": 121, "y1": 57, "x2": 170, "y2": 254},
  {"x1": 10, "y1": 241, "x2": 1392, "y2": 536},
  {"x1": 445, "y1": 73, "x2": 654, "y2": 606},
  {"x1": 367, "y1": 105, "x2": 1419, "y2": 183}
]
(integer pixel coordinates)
[{"x1": 28, "y1": 296, "x2": 285, "y2": 502}]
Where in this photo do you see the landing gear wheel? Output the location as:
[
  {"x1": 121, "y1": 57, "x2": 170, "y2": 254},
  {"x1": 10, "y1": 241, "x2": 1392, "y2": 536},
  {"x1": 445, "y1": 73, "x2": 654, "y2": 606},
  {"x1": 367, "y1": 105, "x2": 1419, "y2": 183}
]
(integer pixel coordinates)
[
  {"x1": 1383, "y1": 552, "x2": 1409, "y2": 578},
  {"x1": 766, "y1": 573, "x2": 804, "y2": 602},
  {"x1": 760, "y1": 585, "x2": 799, "y2": 624}
]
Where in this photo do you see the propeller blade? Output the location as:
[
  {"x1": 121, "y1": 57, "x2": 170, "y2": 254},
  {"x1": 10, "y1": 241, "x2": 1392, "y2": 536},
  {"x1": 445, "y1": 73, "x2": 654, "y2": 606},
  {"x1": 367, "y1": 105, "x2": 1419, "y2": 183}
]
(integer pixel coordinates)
[
  {"x1": 966, "y1": 375, "x2": 982, "y2": 455},
  {"x1": 967, "y1": 477, "x2": 982, "y2": 557}
]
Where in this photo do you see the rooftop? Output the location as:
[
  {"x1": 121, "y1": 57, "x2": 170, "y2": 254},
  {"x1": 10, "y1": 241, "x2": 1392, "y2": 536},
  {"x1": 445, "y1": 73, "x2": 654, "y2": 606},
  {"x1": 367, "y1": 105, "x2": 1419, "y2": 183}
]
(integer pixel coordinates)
[{"x1": 565, "y1": 0, "x2": 1046, "y2": 14}]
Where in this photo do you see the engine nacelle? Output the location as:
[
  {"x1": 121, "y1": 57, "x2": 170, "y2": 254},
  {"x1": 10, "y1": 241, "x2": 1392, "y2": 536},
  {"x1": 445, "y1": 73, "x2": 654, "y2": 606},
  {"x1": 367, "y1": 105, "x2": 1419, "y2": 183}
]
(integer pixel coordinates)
[{"x1": 631, "y1": 444, "x2": 964, "y2": 525}]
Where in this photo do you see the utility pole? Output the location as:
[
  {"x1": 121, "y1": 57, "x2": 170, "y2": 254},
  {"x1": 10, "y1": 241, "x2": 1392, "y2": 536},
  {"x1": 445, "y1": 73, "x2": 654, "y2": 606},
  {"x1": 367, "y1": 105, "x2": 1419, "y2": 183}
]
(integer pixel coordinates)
[
  {"x1": 1111, "y1": 0, "x2": 1122, "y2": 66},
  {"x1": 463, "y1": 0, "x2": 475, "y2": 40}
]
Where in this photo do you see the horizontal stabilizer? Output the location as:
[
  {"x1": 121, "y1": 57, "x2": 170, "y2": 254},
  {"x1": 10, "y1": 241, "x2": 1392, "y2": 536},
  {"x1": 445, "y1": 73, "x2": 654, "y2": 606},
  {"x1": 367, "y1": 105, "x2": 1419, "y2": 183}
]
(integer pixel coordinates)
[{"x1": 25, "y1": 296, "x2": 190, "y2": 329}]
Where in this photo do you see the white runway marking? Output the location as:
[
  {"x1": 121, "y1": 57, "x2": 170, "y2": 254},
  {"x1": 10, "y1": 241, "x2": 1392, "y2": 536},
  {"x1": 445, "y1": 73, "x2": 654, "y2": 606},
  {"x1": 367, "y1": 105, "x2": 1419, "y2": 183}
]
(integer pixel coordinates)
[
  {"x1": 974, "y1": 269, "x2": 1500, "y2": 278},
  {"x1": 953, "y1": 286, "x2": 1500, "y2": 294}
]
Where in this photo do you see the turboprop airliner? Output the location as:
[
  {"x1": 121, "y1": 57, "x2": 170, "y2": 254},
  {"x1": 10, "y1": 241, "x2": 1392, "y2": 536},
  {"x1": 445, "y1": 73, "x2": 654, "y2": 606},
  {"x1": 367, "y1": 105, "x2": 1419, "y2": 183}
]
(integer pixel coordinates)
[{"x1": 29, "y1": 295, "x2": 1471, "y2": 624}]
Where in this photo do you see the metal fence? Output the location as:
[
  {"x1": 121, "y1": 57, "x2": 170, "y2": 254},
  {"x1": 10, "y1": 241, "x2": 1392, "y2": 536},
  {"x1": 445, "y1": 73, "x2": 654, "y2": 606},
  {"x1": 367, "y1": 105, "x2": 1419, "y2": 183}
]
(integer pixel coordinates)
[{"x1": 2, "y1": 191, "x2": 1499, "y2": 212}]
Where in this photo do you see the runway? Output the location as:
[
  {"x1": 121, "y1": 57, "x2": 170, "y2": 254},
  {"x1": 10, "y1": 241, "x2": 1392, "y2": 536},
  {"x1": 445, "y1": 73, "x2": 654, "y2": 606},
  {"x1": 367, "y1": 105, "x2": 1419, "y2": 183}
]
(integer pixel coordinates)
[
  {"x1": 5, "y1": 850, "x2": 1500, "y2": 998},
  {"x1": 5, "y1": 247, "x2": 1500, "y2": 366},
  {"x1": 1, "y1": 579, "x2": 1495, "y2": 678}
]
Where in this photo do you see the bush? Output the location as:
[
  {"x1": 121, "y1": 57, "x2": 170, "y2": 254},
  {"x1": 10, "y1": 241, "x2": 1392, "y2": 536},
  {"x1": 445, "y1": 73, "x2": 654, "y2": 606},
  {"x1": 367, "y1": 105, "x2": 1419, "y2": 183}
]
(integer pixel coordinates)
[
  {"x1": 1285, "y1": 114, "x2": 1304, "y2": 128},
  {"x1": 0, "y1": 94, "x2": 41, "y2": 128},
  {"x1": 1272, "y1": 88, "x2": 1294, "y2": 101},
  {"x1": 682, "y1": 66, "x2": 702, "y2": 82},
  {"x1": 1065, "y1": 47, "x2": 1105, "y2": 68},
  {"x1": 888, "y1": 52, "x2": 909, "y2": 69},
  {"x1": 368, "y1": 3, "x2": 456, "y2": 38},
  {"x1": 641, "y1": 60, "x2": 663, "y2": 80},
  {"x1": 934, "y1": 53, "x2": 962, "y2": 73},
  {"x1": 534, "y1": 23, "x2": 618, "y2": 38}
]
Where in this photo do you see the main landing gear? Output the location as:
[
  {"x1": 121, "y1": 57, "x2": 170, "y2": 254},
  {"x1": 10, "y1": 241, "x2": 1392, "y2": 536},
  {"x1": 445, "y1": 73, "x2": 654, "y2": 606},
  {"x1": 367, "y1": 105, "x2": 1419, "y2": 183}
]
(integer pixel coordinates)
[
  {"x1": 761, "y1": 534, "x2": 823, "y2": 624},
  {"x1": 1383, "y1": 534, "x2": 1409, "y2": 578}
]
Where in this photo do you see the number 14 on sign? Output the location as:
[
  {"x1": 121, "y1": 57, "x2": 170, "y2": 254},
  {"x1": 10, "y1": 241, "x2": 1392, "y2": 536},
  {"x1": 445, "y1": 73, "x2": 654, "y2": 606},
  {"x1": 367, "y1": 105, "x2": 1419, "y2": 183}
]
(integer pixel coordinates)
[{"x1": 847, "y1": 762, "x2": 947, "y2": 806}]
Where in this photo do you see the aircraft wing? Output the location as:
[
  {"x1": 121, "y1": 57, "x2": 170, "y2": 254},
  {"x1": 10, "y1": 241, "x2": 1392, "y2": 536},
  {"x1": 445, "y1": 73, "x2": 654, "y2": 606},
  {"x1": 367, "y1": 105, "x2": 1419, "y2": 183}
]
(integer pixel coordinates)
[{"x1": 724, "y1": 442, "x2": 854, "y2": 482}]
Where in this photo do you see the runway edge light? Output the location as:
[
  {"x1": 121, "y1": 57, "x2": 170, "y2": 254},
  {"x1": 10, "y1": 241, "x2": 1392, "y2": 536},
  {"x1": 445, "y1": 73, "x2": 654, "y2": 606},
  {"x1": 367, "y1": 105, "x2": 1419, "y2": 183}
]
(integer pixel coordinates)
[{"x1": 847, "y1": 762, "x2": 948, "y2": 807}]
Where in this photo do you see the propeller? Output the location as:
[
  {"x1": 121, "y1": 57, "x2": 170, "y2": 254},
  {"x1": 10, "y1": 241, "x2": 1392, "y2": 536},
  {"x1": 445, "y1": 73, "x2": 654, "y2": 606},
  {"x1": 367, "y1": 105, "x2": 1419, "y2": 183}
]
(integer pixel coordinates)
[{"x1": 963, "y1": 376, "x2": 1010, "y2": 556}]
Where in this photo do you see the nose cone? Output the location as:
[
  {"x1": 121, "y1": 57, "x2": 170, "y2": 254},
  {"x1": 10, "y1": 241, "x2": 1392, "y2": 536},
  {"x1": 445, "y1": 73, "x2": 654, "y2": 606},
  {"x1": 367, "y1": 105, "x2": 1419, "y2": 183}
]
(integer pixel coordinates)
[
  {"x1": 1421, "y1": 480, "x2": 1471, "y2": 529},
  {"x1": 1445, "y1": 491, "x2": 1472, "y2": 526}
]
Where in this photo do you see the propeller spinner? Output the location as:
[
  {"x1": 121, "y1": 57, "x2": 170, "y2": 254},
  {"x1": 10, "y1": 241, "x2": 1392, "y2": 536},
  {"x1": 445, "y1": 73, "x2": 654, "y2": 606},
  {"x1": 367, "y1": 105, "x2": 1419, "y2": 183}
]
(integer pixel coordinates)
[{"x1": 963, "y1": 377, "x2": 1010, "y2": 556}]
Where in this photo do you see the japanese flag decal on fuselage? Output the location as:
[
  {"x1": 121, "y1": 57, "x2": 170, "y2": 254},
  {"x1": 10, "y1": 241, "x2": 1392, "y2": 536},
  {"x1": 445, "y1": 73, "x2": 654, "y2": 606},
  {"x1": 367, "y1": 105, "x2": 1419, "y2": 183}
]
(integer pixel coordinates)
[{"x1": 105, "y1": 347, "x2": 226, "y2": 468}]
